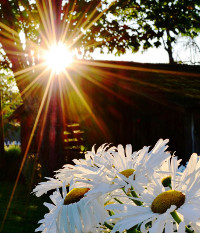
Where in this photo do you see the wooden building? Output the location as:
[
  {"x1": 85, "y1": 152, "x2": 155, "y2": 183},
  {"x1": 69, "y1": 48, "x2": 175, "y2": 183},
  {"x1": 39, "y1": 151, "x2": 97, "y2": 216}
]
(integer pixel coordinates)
[{"x1": 9, "y1": 61, "x2": 200, "y2": 174}]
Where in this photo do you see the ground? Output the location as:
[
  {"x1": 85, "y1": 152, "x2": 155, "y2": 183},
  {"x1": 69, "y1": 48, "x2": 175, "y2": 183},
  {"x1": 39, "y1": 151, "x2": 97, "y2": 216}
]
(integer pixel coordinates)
[{"x1": 0, "y1": 181, "x2": 48, "y2": 233}]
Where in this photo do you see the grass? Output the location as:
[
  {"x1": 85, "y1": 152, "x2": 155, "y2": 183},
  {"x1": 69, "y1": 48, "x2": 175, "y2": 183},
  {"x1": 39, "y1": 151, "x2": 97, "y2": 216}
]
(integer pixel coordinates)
[
  {"x1": 0, "y1": 144, "x2": 48, "y2": 232},
  {"x1": 0, "y1": 181, "x2": 48, "y2": 233}
]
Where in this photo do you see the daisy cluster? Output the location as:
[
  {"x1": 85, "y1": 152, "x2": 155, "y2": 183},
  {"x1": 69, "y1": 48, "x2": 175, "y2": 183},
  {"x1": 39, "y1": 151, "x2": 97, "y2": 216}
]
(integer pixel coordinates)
[{"x1": 33, "y1": 139, "x2": 200, "y2": 233}]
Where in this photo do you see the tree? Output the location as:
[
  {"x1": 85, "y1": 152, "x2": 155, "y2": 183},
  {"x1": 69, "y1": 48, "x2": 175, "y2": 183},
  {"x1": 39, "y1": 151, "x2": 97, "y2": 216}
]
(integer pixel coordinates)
[
  {"x1": 0, "y1": 69, "x2": 22, "y2": 120},
  {"x1": 0, "y1": 0, "x2": 114, "y2": 174},
  {"x1": 0, "y1": 0, "x2": 115, "y2": 116},
  {"x1": 174, "y1": 35, "x2": 200, "y2": 64},
  {"x1": 0, "y1": 59, "x2": 22, "y2": 156},
  {"x1": 95, "y1": 0, "x2": 200, "y2": 64}
]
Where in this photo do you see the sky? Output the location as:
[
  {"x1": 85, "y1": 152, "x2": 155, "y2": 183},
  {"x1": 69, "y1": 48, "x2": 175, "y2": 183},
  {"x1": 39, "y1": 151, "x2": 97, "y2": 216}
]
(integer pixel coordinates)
[
  {"x1": 91, "y1": 35, "x2": 200, "y2": 64},
  {"x1": 89, "y1": 2, "x2": 199, "y2": 65},
  {"x1": 92, "y1": 47, "x2": 169, "y2": 63}
]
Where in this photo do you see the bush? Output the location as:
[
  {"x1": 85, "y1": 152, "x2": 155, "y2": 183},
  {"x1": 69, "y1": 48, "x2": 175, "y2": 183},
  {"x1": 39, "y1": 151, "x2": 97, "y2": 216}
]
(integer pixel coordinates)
[
  {"x1": 22, "y1": 153, "x2": 42, "y2": 188},
  {"x1": 1, "y1": 142, "x2": 22, "y2": 181},
  {"x1": 5, "y1": 143, "x2": 21, "y2": 157}
]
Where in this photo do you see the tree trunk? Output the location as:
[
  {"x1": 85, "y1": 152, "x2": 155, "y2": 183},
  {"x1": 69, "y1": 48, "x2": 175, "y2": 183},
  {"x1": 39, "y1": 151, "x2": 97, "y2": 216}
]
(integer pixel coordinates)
[
  {"x1": 166, "y1": 30, "x2": 175, "y2": 64},
  {"x1": 1, "y1": 0, "x2": 65, "y2": 176},
  {"x1": 39, "y1": 76, "x2": 66, "y2": 176}
]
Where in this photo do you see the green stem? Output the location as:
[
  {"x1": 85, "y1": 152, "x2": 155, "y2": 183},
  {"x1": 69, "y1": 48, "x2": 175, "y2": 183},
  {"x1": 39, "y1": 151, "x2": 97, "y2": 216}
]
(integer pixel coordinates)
[
  {"x1": 108, "y1": 210, "x2": 115, "y2": 216},
  {"x1": 114, "y1": 197, "x2": 123, "y2": 204},
  {"x1": 104, "y1": 222, "x2": 113, "y2": 230},
  {"x1": 130, "y1": 189, "x2": 143, "y2": 206},
  {"x1": 171, "y1": 211, "x2": 194, "y2": 233},
  {"x1": 127, "y1": 226, "x2": 140, "y2": 233},
  {"x1": 122, "y1": 187, "x2": 143, "y2": 206}
]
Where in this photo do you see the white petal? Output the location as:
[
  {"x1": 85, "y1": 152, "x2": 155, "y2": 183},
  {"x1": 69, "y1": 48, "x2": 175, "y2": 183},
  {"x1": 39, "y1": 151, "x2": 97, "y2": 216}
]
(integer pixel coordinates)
[{"x1": 177, "y1": 222, "x2": 186, "y2": 233}]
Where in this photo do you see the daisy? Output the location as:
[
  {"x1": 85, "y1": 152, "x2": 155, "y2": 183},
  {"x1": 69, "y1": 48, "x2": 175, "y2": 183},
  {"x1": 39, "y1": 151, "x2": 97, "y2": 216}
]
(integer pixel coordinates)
[
  {"x1": 32, "y1": 177, "x2": 63, "y2": 197},
  {"x1": 52, "y1": 144, "x2": 115, "y2": 190},
  {"x1": 155, "y1": 155, "x2": 182, "y2": 189},
  {"x1": 106, "y1": 153, "x2": 200, "y2": 233},
  {"x1": 33, "y1": 164, "x2": 77, "y2": 197},
  {"x1": 36, "y1": 184, "x2": 108, "y2": 233},
  {"x1": 72, "y1": 139, "x2": 171, "y2": 200},
  {"x1": 33, "y1": 155, "x2": 100, "y2": 197}
]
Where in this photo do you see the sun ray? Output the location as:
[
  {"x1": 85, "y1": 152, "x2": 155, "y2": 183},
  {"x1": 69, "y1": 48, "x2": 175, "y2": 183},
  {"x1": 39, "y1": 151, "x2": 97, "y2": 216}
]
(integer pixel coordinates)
[
  {"x1": 35, "y1": 0, "x2": 52, "y2": 46},
  {"x1": 74, "y1": 67, "x2": 132, "y2": 105},
  {"x1": 76, "y1": 60, "x2": 200, "y2": 78},
  {"x1": 0, "y1": 22, "x2": 48, "y2": 65},
  {"x1": 2, "y1": 50, "x2": 29, "y2": 57},
  {"x1": 13, "y1": 63, "x2": 46, "y2": 77},
  {"x1": 18, "y1": 1, "x2": 51, "y2": 50},
  {"x1": 0, "y1": 22, "x2": 20, "y2": 38},
  {"x1": 69, "y1": 1, "x2": 116, "y2": 49},
  {"x1": 35, "y1": 94, "x2": 50, "y2": 153},
  {"x1": 80, "y1": 32, "x2": 123, "y2": 53},
  {"x1": 58, "y1": 74, "x2": 67, "y2": 126},
  {"x1": 0, "y1": 31, "x2": 22, "y2": 47},
  {"x1": 47, "y1": 0, "x2": 57, "y2": 43},
  {"x1": 0, "y1": 31, "x2": 47, "y2": 60},
  {"x1": 19, "y1": 67, "x2": 50, "y2": 98},
  {"x1": 73, "y1": 60, "x2": 198, "y2": 111},
  {"x1": 35, "y1": 72, "x2": 56, "y2": 154},
  {"x1": 41, "y1": 0, "x2": 53, "y2": 36},
  {"x1": 70, "y1": 2, "x2": 99, "y2": 39},
  {"x1": 67, "y1": 0, "x2": 102, "y2": 42},
  {"x1": 60, "y1": 0, "x2": 77, "y2": 43},
  {"x1": 63, "y1": 69, "x2": 108, "y2": 137},
  {"x1": 70, "y1": 64, "x2": 156, "y2": 111},
  {"x1": 1, "y1": 67, "x2": 50, "y2": 120},
  {"x1": 0, "y1": 71, "x2": 54, "y2": 233}
]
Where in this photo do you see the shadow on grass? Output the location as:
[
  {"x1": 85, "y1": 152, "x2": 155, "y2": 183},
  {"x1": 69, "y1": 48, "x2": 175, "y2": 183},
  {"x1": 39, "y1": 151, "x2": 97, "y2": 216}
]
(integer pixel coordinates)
[{"x1": 0, "y1": 181, "x2": 48, "y2": 233}]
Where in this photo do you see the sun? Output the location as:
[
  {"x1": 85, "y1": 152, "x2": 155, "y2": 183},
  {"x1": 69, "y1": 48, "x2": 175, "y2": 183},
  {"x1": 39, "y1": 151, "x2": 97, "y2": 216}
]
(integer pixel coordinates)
[{"x1": 44, "y1": 42, "x2": 73, "y2": 74}]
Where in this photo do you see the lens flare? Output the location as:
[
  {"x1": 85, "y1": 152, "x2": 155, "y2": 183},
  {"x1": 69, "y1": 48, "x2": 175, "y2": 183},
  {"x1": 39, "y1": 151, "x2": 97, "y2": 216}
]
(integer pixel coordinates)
[{"x1": 44, "y1": 42, "x2": 73, "y2": 74}]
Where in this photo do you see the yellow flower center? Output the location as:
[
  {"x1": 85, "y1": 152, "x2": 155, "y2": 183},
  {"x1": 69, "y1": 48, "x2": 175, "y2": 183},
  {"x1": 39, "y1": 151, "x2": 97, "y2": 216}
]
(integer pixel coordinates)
[
  {"x1": 151, "y1": 190, "x2": 185, "y2": 214},
  {"x1": 161, "y1": 176, "x2": 171, "y2": 187},
  {"x1": 120, "y1": 169, "x2": 135, "y2": 178},
  {"x1": 64, "y1": 188, "x2": 90, "y2": 205}
]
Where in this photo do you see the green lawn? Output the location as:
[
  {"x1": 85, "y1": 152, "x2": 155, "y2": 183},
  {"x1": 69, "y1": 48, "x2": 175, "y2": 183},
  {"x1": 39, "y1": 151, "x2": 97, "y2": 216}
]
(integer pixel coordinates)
[{"x1": 0, "y1": 181, "x2": 48, "y2": 233}]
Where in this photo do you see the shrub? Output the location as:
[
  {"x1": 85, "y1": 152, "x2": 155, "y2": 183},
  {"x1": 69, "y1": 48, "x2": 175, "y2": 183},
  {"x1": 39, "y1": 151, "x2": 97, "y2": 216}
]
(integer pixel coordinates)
[
  {"x1": 2, "y1": 142, "x2": 22, "y2": 181},
  {"x1": 4, "y1": 142, "x2": 21, "y2": 157}
]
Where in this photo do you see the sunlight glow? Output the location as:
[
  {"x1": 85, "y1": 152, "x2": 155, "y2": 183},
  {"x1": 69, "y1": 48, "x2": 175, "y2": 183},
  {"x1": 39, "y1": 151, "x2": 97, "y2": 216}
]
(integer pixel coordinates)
[{"x1": 44, "y1": 42, "x2": 73, "y2": 74}]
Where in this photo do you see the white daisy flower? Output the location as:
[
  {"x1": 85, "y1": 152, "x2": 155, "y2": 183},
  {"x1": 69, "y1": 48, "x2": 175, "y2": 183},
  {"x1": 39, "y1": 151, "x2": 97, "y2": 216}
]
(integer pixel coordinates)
[
  {"x1": 32, "y1": 164, "x2": 77, "y2": 197},
  {"x1": 155, "y1": 155, "x2": 182, "y2": 189},
  {"x1": 32, "y1": 177, "x2": 63, "y2": 197},
  {"x1": 53, "y1": 144, "x2": 115, "y2": 190},
  {"x1": 106, "y1": 153, "x2": 200, "y2": 233},
  {"x1": 36, "y1": 184, "x2": 108, "y2": 233},
  {"x1": 55, "y1": 163, "x2": 98, "y2": 184},
  {"x1": 85, "y1": 143, "x2": 117, "y2": 169},
  {"x1": 54, "y1": 139, "x2": 169, "y2": 200},
  {"x1": 33, "y1": 161, "x2": 99, "y2": 197},
  {"x1": 73, "y1": 139, "x2": 170, "y2": 200},
  {"x1": 35, "y1": 188, "x2": 64, "y2": 232}
]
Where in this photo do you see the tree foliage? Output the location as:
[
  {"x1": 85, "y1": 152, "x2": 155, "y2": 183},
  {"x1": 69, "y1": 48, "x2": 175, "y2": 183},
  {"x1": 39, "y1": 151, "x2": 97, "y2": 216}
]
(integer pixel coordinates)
[
  {"x1": 96, "y1": 0, "x2": 200, "y2": 63},
  {"x1": 0, "y1": 0, "x2": 200, "y2": 73},
  {"x1": 0, "y1": 68, "x2": 22, "y2": 119}
]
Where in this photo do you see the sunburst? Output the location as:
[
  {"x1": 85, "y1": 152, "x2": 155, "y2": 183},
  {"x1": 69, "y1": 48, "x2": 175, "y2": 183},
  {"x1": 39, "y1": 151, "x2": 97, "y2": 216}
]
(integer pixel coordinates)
[
  {"x1": 1, "y1": 1, "x2": 199, "y2": 232},
  {"x1": 44, "y1": 42, "x2": 74, "y2": 74}
]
